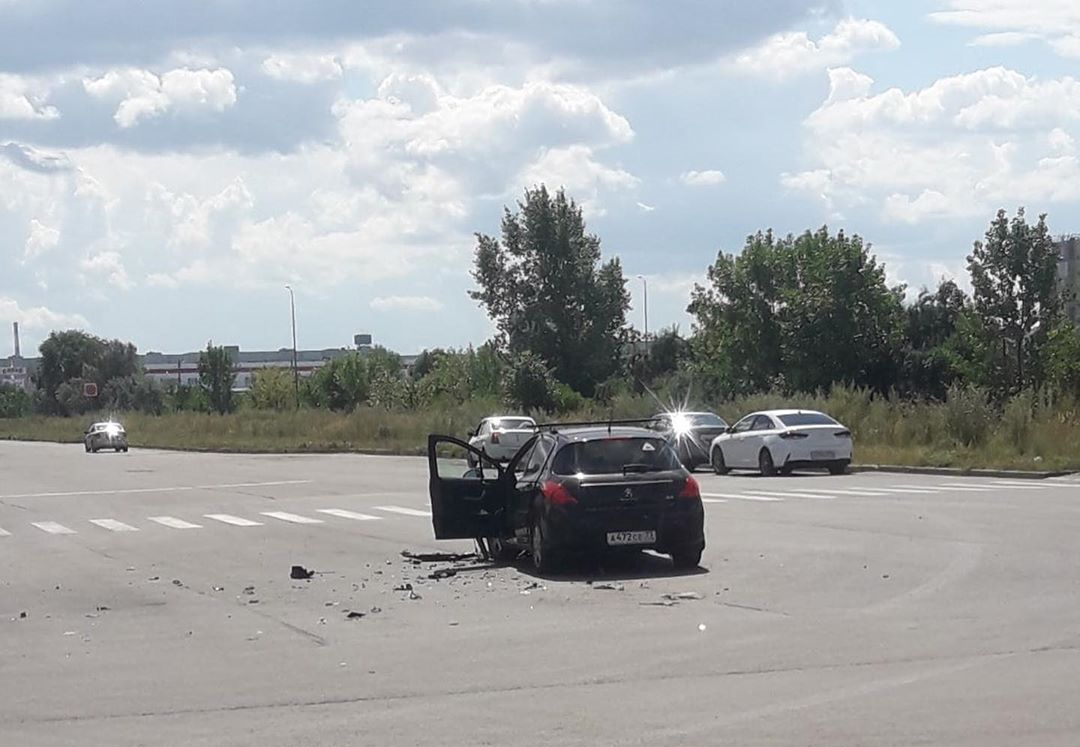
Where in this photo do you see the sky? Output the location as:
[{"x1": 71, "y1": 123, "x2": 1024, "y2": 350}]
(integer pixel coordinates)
[{"x1": 3, "y1": 0, "x2": 1080, "y2": 357}]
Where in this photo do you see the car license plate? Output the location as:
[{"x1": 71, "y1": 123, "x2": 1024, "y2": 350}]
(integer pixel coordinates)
[
  {"x1": 812, "y1": 450, "x2": 835, "y2": 460},
  {"x1": 607, "y1": 530, "x2": 656, "y2": 546}
]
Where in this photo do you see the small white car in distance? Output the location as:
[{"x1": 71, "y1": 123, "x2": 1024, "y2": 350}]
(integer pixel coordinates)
[
  {"x1": 709, "y1": 409, "x2": 852, "y2": 476},
  {"x1": 467, "y1": 415, "x2": 537, "y2": 466}
]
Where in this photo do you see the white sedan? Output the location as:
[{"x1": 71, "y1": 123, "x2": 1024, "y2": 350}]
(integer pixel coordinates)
[
  {"x1": 467, "y1": 415, "x2": 537, "y2": 466},
  {"x1": 709, "y1": 409, "x2": 852, "y2": 476}
]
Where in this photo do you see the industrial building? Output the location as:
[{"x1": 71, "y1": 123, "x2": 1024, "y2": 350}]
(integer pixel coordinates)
[{"x1": 1056, "y1": 236, "x2": 1080, "y2": 325}]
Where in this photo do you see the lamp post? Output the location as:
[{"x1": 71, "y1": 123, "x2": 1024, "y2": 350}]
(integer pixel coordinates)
[
  {"x1": 636, "y1": 274, "x2": 649, "y2": 354},
  {"x1": 285, "y1": 284, "x2": 299, "y2": 408}
]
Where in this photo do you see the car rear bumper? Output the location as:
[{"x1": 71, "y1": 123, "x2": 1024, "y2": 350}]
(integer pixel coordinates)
[
  {"x1": 777, "y1": 444, "x2": 852, "y2": 465},
  {"x1": 543, "y1": 502, "x2": 705, "y2": 554}
]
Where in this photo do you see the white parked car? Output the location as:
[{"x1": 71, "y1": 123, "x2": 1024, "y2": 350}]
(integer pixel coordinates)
[
  {"x1": 466, "y1": 415, "x2": 537, "y2": 466},
  {"x1": 709, "y1": 410, "x2": 852, "y2": 476}
]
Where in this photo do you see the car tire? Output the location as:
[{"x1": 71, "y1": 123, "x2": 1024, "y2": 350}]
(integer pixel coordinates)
[
  {"x1": 711, "y1": 448, "x2": 729, "y2": 475},
  {"x1": 84, "y1": 443, "x2": 91, "y2": 453},
  {"x1": 486, "y1": 536, "x2": 519, "y2": 563},
  {"x1": 828, "y1": 461, "x2": 848, "y2": 475},
  {"x1": 671, "y1": 544, "x2": 704, "y2": 570},
  {"x1": 759, "y1": 449, "x2": 777, "y2": 477},
  {"x1": 530, "y1": 515, "x2": 559, "y2": 575},
  {"x1": 779, "y1": 465, "x2": 793, "y2": 476}
]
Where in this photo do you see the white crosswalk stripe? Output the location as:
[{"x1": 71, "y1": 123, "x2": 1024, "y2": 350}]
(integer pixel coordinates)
[
  {"x1": 261, "y1": 511, "x2": 323, "y2": 525},
  {"x1": 798, "y1": 488, "x2": 888, "y2": 497},
  {"x1": 701, "y1": 492, "x2": 783, "y2": 502},
  {"x1": 877, "y1": 487, "x2": 941, "y2": 494},
  {"x1": 951, "y1": 482, "x2": 1046, "y2": 491},
  {"x1": 0, "y1": 526, "x2": 10, "y2": 537},
  {"x1": 317, "y1": 509, "x2": 382, "y2": 521},
  {"x1": 742, "y1": 490, "x2": 835, "y2": 500},
  {"x1": 930, "y1": 485, "x2": 993, "y2": 492},
  {"x1": 31, "y1": 521, "x2": 76, "y2": 535},
  {"x1": 149, "y1": 516, "x2": 202, "y2": 529},
  {"x1": 373, "y1": 505, "x2": 432, "y2": 517},
  {"x1": 204, "y1": 514, "x2": 262, "y2": 527},
  {"x1": 701, "y1": 498, "x2": 727, "y2": 503},
  {"x1": 89, "y1": 519, "x2": 139, "y2": 532}
]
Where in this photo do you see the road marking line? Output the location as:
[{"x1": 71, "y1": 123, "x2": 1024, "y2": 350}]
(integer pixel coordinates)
[
  {"x1": 31, "y1": 521, "x2": 76, "y2": 535},
  {"x1": 373, "y1": 505, "x2": 433, "y2": 517},
  {"x1": 798, "y1": 488, "x2": 888, "y2": 497},
  {"x1": 876, "y1": 487, "x2": 941, "y2": 494},
  {"x1": 742, "y1": 490, "x2": 835, "y2": 500},
  {"x1": 0, "y1": 480, "x2": 313, "y2": 500},
  {"x1": 204, "y1": 514, "x2": 262, "y2": 527},
  {"x1": 929, "y1": 485, "x2": 994, "y2": 492},
  {"x1": 701, "y1": 498, "x2": 727, "y2": 503},
  {"x1": 950, "y1": 482, "x2": 1046, "y2": 491},
  {"x1": 701, "y1": 493, "x2": 783, "y2": 502},
  {"x1": 261, "y1": 511, "x2": 324, "y2": 525},
  {"x1": 0, "y1": 526, "x2": 10, "y2": 537},
  {"x1": 148, "y1": 516, "x2": 202, "y2": 529},
  {"x1": 316, "y1": 509, "x2": 382, "y2": 521},
  {"x1": 89, "y1": 519, "x2": 139, "y2": 532}
]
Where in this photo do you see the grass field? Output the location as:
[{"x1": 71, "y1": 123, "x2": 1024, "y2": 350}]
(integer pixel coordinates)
[{"x1": 2, "y1": 386, "x2": 1078, "y2": 471}]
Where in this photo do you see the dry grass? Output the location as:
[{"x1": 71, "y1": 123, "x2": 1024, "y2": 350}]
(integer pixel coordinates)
[{"x1": 2, "y1": 386, "x2": 1078, "y2": 471}]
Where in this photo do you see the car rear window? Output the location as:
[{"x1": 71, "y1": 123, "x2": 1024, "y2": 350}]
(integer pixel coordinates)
[
  {"x1": 551, "y1": 438, "x2": 681, "y2": 475},
  {"x1": 778, "y1": 413, "x2": 838, "y2": 426},
  {"x1": 492, "y1": 418, "x2": 535, "y2": 430}
]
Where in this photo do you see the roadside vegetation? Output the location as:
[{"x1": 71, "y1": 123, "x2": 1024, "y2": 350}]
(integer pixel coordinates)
[{"x1": 3, "y1": 188, "x2": 1079, "y2": 471}]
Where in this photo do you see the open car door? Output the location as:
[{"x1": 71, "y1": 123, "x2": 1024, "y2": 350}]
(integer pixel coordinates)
[{"x1": 427, "y1": 435, "x2": 513, "y2": 540}]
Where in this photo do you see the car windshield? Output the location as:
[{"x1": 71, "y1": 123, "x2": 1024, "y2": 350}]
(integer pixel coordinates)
[
  {"x1": 688, "y1": 413, "x2": 726, "y2": 427},
  {"x1": 778, "y1": 412, "x2": 838, "y2": 426},
  {"x1": 551, "y1": 437, "x2": 681, "y2": 475},
  {"x1": 492, "y1": 418, "x2": 535, "y2": 430}
]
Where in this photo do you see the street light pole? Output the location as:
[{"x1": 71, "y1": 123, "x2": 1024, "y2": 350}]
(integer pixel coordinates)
[
  {"x1": 637, "y1": 274, "x2": 649, "y2": 353},
  {"x1": 285, "y1": 284, "x2": 299, "y2": 408}
]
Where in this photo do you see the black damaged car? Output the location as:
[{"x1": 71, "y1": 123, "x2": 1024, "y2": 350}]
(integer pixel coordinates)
[{"x1": 427, "y1": 423, "x2": 706, "y2": 574}]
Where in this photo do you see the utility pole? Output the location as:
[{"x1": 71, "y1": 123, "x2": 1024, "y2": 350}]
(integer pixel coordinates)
[
  {"x1": 637, "y1": 274, "x2": 649, "y2": 354},
  {"x1": 285, "y1": 284, "x2": 299, "y2": 408}
]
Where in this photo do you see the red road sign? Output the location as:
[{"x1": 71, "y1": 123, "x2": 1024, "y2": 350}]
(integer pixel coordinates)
[{"x1": 83, "y1": 382, "x2": 98, "y2": 398}]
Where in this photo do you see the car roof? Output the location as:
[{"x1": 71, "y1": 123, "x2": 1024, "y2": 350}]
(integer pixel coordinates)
[
  {"x1": 552, "y1": 426, "x2": 661, "y2": 442},
  {"x1": 90, "y1": 421, "x2": 123, "y2": 427},
  {"x1": 654, "y1": 411, "x2": 720, "y2": 417},
  {"x1": 484, "y1": 415, "x2": 535, "y2": 422},
  {"x1": 742, "y1": 409, "x2": 828, "y2": 418}
]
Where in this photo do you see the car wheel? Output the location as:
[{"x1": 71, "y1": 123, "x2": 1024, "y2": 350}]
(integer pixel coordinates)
[
  {"x1": 711, "y1": 448, "x2": 729, "y2": 475},
  {"x1": 671, "y1": 544, "x2": 704, "y2": 569},
  {"x1": 486, "y1": 536, "x2": 519, "y2": 563},
  {"x1": 758, "y1": 449, "x2": 777, "y2": 477},
  {"x1": 84, "y1": 443, "x2": 91, "y2": 453},
  {"x1": 828, "y1": 461, "x2": 848, "y2": 475},
  {"x1": 530, "y1": 515, "x2": 559, "y2": 575}
]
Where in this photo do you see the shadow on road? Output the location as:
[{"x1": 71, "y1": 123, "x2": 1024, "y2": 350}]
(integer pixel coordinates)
[{"x1": 508, "y1": 549, "x2": 709, "y2": 583}]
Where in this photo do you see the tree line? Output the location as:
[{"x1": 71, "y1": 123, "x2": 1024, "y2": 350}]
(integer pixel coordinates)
[{"x1": 2, "y1": 186, "x2": 1077, "y2": 420}]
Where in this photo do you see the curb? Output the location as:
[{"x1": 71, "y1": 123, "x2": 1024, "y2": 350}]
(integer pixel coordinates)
[{"x1": 850, "y1": 464, "x2": 1072, "y2": 480}]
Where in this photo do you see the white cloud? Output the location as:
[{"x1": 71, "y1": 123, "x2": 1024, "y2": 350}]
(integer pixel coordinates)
[
  {"x1": 23, "y1": 219, "x2": 60, "y2": 260},
  {"x1": 370, "y1": 295, "x2": 443, "y2": 312},
  {"x1": 730, "y1": 18, "x2": 899, "y2": 81},
  {"x1": 261, "y1": 53, "x2": 343, "y2": 83},
  {"x1": 80, "y1": 251, "x2": 132, "y2": 289},
  {"x1": 930, "y1": 1, "x2": 1080, "y2": 58},
  {"x1": 680, "y1": 169, "x2": 726, "y2": 187},
  {"x1": 83, "y1": 67, "x2": 237, "y2": 127},
  {"x1": 636, "y1": 201, "x2": 656, "y2": 212},
  {"x1": 0, "y1": 296, "x2": 89, "y2": 333},
  {"x1": 969, "y1": 31, "x2": 1039, "y2": 47},
  {"x1": 0, "y1": 73, "x2": 59, "y2": 120}
]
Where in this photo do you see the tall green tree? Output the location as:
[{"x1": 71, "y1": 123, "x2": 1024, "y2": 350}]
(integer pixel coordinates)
[
  {"x1": 898, "y1": 280, "x2": 969, "y2": 399},
  {"x1": 470, "y1": 185, "x2": 630, "y2": 397},
  {"x1": 34, "y1": 330, "x2": 142, "y2": 415},
  {"x1": 307, "y1": 353, "x2": 369, "y2": 411},
  {"x1": 967, "y1": 208, "x2": 1061, "y2": 393},
  {"x1": 198, "y1": 343, "x2": 236, "y2": 415},
  {"x1": 689, "y1": 227, "x2": 904, "y2": 396}
]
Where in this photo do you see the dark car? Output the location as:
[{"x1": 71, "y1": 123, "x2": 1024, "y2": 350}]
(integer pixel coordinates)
[
  {"x1": 427, "y1": 424, "x2": 706, "y2": 574},
  {"x1": 84, "y1": 421, "x2": 129, "y2": 453},
  {"x1": 648, "y1": 411, "x2": 729, "y2": 471}
]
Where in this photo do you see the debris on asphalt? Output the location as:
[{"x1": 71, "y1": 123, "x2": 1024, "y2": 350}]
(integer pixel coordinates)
[
  {"x1": 346, "y1": 611, "x2": 365, "y2": 620},
  {"x1": 408, "y1": 590, "x2": 422, "y2": 601},
  {"x1": 401, "y1": 550, "x2": 478, "y2": 563},
  {"x1": 663, "y1": 592, "x2": 704, "y2": 601},
  {"x1": 591, "y1": 582, "x2": 625, "y2": 591},
  {"x1": 640, "y1": 600, "x2": 678, "y2": 607},
  {"x1": 318, "y1": 617, "x2": 327, "y2": 625},
  {"x1": 172, "y1": 579, "x2": 183, "y2": 587},
  {"x1": 19, "y1": 611, "x2": 27, "y2": 619},
  {"x1": 325, "y1": 601, "x2": 339, "y2": 607},
  {"x1": 126, "y1": 567, "x2": 135, "y2": 572},
  {"x1": 449, "y1": 621, "x2": 459, "y2": 626},
  {"x1": 428, "y1": 568, "x2": 458, "y2": 580},
  {"x1": 248, "y1": 599, "x2": 259, "y2": 604},
  {"x1": 698, "y1": 624, "x2": 707, "y2": 632},
  {"x1": 394, "y1": 583, "x2": 414, "y2": 592},
  {"x1": 370, "y1": 606, "x2": 382, "y2": 614},
  {"x1": 148, "y1": 576, "x2": 160, "y2": 582},
  {"x1": 96, "y1": 605, "x2": 110, "y2": 611},
  {"x1": 291, "y1": 565, "x2": 315, "y2": 580},
  {"x1": 882, "y1": 574, "x2": 891, "y2": 580},
  {"x1": 242, "y1": 586, "x2": 256, "y2": 595}
]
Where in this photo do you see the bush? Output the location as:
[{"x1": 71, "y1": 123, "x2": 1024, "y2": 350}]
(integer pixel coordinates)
[
  {"x1": 249, "y1": 368, "x2": 295, "y2": 411},
  {"x1": 0, "y1": 385, "x2": 32, "y2": 418},
  {"x1": 502, "y1": 352, "x2": 557, "y2": 413},
  {"x1": 943, "y1": 384, "x2": 995, "y2": 446},
  {"x1": 553, "y1": 383, "x2": 587, "y2": 414}
]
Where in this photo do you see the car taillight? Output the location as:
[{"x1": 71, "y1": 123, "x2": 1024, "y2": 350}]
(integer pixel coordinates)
[
  {"x1": 541, "y1": 481, "x2": 577, "y2": 506},
  {"x1": 490, "y1": 431, "x2": 500, "y2": 444},
  {"x1": 834, "y1": 430, "x2": 851, "y2": 438},
  {"x1": 779, "y1": 431, "x2": 809, "y2": 439},
  {"x1": 678, "y1": 475, "x2": 700, "y2": 499}
]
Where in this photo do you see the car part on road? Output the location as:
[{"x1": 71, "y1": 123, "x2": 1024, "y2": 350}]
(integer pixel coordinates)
[{"x1": 290, "y1": 565, "x2": 315, "y2": 580}]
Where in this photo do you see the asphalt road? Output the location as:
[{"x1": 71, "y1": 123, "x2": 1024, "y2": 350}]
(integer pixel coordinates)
[{"x1": 2, "y1": 441, "x2": 1079, "y2": 746}]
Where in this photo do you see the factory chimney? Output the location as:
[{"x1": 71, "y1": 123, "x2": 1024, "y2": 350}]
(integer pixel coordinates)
[{"x1": 12, "y1": 321, "x2": 20, "y2": 358}]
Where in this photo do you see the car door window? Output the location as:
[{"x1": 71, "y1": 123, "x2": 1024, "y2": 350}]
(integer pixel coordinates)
[
  {"x1": 520, "y1": 436, "x2": 552, "y2": 480},
  {"x1": 751, "y1": 415, "x2": 775, "y2": 431},
  {"x1": 732, "y1": 417, "x2": 754, "y2": 434}
]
